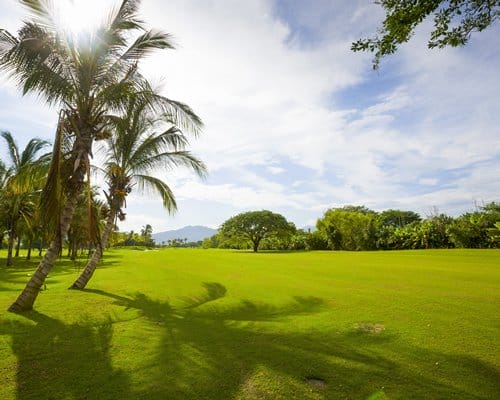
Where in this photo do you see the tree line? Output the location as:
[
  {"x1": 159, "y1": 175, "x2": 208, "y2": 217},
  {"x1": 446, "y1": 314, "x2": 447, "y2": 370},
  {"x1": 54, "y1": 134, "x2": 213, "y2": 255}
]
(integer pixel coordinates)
[{"x1": 203, "y1": 205, "x2": 500, "y2": 252}]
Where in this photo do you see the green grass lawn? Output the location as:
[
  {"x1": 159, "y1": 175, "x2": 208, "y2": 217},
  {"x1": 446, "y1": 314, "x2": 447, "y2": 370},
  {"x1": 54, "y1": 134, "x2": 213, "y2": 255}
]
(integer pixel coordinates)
[{"x1": 0, "y1": 248, "x2": 499, "y2": 399}]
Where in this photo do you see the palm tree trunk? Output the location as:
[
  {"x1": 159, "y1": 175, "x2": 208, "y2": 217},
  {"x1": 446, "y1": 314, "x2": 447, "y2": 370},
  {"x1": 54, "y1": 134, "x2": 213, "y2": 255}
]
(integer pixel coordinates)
[
  {"x1": 15, "y1": 236, "x2": 21, "y2": 257},
  {"x1": 6, "y1": 230, "x2": 15, "y2": 266},
  {"x1": 26, "y1": 238, "x2": 33, "y2": 260},
  {"x1": 70, "y1": 210, "x2": 115, "y2": 289},
  {"x1": 70, "y1": 242, "x2": 77, "y2": 261},
  {"x1": 7, "y1": 195, "x2": 78, "y2": 312}
]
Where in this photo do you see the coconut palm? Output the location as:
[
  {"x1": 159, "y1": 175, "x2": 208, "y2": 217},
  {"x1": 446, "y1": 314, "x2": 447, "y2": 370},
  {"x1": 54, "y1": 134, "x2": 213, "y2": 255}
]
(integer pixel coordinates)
[
  {"x1": 0, "y1": 131, "x2": 50, "y2": 266},
  {"x1": 71, "y1": 98, "x2": 206, "y2": 289},
  {"x1": 1, "y1": 0, "x2": 201, "y2": 311},
  {"x1": 66, "y1": 186, "x2": 107, "y2": 261}
]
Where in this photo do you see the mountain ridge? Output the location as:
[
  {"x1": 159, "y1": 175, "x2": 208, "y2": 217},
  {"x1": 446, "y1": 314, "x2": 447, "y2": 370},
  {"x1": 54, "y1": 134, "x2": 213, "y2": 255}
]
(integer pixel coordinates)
[{"x1": 152, "y1": 225, "x2": 217, "y2": 243}]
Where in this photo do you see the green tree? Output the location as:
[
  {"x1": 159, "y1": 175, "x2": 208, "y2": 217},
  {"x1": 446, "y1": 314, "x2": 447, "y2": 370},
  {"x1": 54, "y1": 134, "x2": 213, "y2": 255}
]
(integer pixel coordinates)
[
  {"x1": 448, "y1": 203, "x2": 500, "y2": 248},
  {"x1": 202, "y1": 234, "x2": 220, "y2": 249},
  {"x1": 317, "y1": 207, "x2": 377, "y2": 251},
  {"x1": 22, "y1": 204, "x2": 46, "y2": 260},
  {"x1": 70, "y1": 97, "x2": 205, "y2": 289},
  {"x1": 488, "y1": 222, "x2": 500, "y2": 244},
  {"x1": 219, "y1": 210, "x2": 295, "y2": 252},
  {"x1": 66, "y1": 187, "x2": 106, "y2": 261},
  {"x1": 352, "y1": 0, "x2": 500, "y2": 69},
  {"x1": 140, "y1": 224, "x2": 154, "y2": 246},
  {"x1": 418, "y1": 214, "x2": 454, "y2": 249},
  {"x1": 378, "y1": 209, "x2": 421, "y2": 228},
  {"x1": 1, "y1": 0, "x2": 188, "y2": 311},
  {"x1": 376, "y1": 209, "x2": 422, "y2": 249},
  {"x1": 0, "y1": 131, "x2": 50, "y2": 266}
]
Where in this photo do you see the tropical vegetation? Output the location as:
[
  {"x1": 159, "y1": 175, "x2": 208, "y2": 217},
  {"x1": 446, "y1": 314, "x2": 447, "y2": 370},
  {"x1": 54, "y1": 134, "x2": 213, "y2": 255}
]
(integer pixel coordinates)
[
  {"x1": 70, "y1": 94, "x2": 205, "y2": 289},
  {"x1": 204, "y1": 203, "x2": 500, "y2": 251},
  {"x1": 0, "y1": 0, "x2": 203, "y2": 311},
  {"x1": 0, "y1": 131, "x2": 50, "y2": 266}
]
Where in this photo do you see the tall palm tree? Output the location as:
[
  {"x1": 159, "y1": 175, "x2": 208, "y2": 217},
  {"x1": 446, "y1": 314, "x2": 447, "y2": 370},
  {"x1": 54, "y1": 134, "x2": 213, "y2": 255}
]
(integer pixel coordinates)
[
  {"x1": 0, "y1": 131, "x2": 50, "y2": 266},
  {"x1": 1, "y1": 0, "x2": 201, "y2": 311},
  {"x1": 0, "y1": 159, "x2": 7, "y2": 249},
  {"x1": 71, "y1": 98, "x2": 206, "y2": 289},
  {"x1": 66, "y1": 186, "x2": 106, "y2": 261}
]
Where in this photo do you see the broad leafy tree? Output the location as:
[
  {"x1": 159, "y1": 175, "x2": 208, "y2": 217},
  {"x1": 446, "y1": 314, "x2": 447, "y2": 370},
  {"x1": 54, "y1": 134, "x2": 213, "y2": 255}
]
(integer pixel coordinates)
[
  {"x1": 1, "y1": 0, "x2": 190, "y2": 311},
  {"x1": 352, "y1": 0, "x2": 500, "y2": 68},
  {"x1": 219, "y1": 210, "x2": 295, "y2": 252},
  {"x1": 316, "y1": 207, "x2": 377, "y2": 251},
  {"x1": 376, "y1": 209, "x2": 421, "y2": 249},
  {"x1": 378, "y1": 209, "x2": 421, "y2": 228}
]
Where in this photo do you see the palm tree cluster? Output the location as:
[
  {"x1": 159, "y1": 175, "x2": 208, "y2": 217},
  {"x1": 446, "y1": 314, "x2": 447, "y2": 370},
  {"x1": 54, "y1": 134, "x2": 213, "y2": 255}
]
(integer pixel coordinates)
[
  {"x1": 0, "y1": 132, "x2": 50, "y2": 266},
  {"x1": 0, "y1": 0, "x2": 206, "y2": 311}
]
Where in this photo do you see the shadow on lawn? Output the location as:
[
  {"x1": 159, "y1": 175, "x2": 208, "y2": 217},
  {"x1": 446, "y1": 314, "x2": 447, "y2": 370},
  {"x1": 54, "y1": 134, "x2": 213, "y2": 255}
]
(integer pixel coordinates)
[
  {"x1": 0, "y1": 252, "x2": 124, "y2": 292},
  {"x1": 0, "y1": 311, "x2": 131, "y2": 400},
  {"x1": 2, "y1": 282, "x2": 499, "y2": 399},
  {"x1": 85, "y1": 284, "x2": 500, "y2": 400}
]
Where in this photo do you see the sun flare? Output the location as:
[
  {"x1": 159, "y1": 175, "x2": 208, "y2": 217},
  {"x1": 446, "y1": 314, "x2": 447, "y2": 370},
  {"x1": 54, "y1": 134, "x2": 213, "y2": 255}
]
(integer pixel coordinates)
[{"x1": 54, "y1": 0, "x2": 116, "y2": 38}]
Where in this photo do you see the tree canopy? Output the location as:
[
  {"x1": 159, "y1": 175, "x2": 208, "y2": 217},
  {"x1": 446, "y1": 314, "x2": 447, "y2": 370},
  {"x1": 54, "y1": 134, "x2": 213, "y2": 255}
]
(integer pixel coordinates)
[
  {"x1": 219, "y1": 210, "x2": 295, "y2": 252},
  {"x1": 352, "y1": 0, "x2": 500, "y2": 69}
]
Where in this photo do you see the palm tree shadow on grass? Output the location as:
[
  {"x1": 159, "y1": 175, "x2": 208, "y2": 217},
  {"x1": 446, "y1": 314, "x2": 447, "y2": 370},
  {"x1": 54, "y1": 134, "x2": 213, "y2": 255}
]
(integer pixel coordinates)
[
  {"x1": 0, "y1": 253, "x2": 123, "y2": 293},
  {"x1": 0, "y1": 311, "x2": 131, "y2": 400},
  {"x1": 86, "y1": 283, "x2": 500, "y2": 400}
]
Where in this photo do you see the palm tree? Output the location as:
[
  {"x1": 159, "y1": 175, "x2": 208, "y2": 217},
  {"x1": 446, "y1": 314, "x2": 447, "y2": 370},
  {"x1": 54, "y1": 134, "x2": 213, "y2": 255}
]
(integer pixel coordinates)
[
  {"x1": 1, "y1": 0, "x2": 200, "y2": 311},
  {"x1": 0, "y1": 131, "x2": 50, "y2": 266},
  {"x1": 70, "y1": 98, "x2": 205, "y2": 289},
  {"x1": 141, "y1": 224, "x2": 153, "y2": 243},
  {"x1": 66, "y1": 187, "x2": 106, "y2": 261}
]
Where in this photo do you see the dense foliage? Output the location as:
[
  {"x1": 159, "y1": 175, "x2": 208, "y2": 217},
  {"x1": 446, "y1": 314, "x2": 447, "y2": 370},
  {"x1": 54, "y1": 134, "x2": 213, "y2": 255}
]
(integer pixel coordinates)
[
  {"x1": 218, "y1": 210, "x2": 296, "y2": 252},
  {"x1": 203, "y1": 204, "x2": 500, "y2": 251}
]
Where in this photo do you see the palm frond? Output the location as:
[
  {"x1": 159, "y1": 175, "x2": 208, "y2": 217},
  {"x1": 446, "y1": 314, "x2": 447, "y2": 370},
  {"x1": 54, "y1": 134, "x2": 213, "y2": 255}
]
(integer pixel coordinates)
[
  {"x1": 20, "y1": 137, "x2": 50, "y2": 166},
  {"x1": 105, "y1": 0, "x2": 143, "y2": 34},
  {"x1": 19, "y1": 0, "x2": 59, "y2": 33},
  {"x1": 0, "y1": 29, "x2": 18, "y2": 54},
  {"x1": 39, "y1": 112, "x2": 64, "y2": 239},
  {"x1": 134, "y1": 174, "x2": 177, "y2": 213},
  {"x1": 118, "y1": 29, "x2": 175, "y2": 65},
  {"x1": 1, "y1": 131, "x2": 20, "y2": 169},
  {"x1": 131, "y1": 150, "x2": 207, "y2": 178},
  {"x1": 153, "y1": 95, "x2": 203, "y2": 136},
  {"x1": 1, "y1": 23, "x2": 75, "y2": 105}
]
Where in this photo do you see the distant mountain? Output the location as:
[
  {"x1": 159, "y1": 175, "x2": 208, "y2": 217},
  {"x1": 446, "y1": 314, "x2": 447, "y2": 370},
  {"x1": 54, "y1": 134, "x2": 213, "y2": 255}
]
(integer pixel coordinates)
[{"x1": 152, "y1": 225, "x2": 217, "y2": 244}]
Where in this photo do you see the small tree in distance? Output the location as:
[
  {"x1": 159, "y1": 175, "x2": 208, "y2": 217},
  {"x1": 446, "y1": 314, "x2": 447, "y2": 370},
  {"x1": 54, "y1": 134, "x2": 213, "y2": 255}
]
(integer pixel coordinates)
[{"x1": 219, "y1": 210, "x2": 295, "y2": 252}]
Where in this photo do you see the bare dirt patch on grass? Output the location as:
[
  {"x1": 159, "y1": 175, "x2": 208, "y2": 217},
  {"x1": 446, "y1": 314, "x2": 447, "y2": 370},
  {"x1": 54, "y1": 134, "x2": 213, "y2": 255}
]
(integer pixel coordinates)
[
  {"x1": 305, "y1": 376, "x2": 326, "y2": 388},
  {"x1": 355, "y1": 323, "x2": 385, "y2": 334}
]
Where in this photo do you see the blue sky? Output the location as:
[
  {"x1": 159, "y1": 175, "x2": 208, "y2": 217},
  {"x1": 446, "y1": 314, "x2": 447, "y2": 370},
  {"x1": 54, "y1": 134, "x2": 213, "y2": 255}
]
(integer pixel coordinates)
[{"x1": 1, "y1": 0, "x2": 499, "y2": 232}]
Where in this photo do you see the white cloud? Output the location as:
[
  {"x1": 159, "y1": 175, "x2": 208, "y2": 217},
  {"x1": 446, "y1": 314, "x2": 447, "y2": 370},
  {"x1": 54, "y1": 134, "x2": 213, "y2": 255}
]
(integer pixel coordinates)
[
  {"x1": 267, "y1": 166, "x2": 285, "y2": 175},
  {"x1": 0, "y1": 0, "x2": 499, "y2": 229}
]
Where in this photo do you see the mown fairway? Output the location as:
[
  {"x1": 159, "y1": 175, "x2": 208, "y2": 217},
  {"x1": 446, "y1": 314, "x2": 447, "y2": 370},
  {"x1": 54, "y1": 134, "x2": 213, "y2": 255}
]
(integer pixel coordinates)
[{"x1": 0, "y1": 249, "x2": 499, "y2": 399}]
